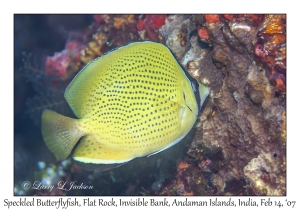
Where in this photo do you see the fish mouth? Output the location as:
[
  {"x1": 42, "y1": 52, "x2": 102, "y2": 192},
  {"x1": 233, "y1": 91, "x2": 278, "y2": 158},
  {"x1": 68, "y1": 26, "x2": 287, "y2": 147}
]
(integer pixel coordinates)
[{"x1": 186, "y1": 105, "x2": 197, "y2": 116}]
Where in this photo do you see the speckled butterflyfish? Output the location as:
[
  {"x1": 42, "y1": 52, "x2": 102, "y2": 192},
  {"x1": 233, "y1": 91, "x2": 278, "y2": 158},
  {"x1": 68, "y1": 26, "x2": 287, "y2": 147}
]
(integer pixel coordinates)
[{"x1": 41, "y1": 41, "x2": 210, "y2": 172}]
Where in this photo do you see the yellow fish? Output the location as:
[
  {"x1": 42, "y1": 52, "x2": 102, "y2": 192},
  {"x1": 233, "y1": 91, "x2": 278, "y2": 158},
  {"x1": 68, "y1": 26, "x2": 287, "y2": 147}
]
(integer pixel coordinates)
[{"x1": 42, "y1": 41, "x2": 209, "y2": 171}]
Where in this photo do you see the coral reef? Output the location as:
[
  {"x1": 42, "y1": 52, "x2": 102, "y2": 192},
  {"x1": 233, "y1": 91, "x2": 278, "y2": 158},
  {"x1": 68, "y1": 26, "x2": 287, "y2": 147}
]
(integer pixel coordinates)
[
  {"x1": 16, "y1": 14, "x2": 286, "y2": 196},
  {"x1": 155, "y1": 14, "x2": 286, "y2": 196}
]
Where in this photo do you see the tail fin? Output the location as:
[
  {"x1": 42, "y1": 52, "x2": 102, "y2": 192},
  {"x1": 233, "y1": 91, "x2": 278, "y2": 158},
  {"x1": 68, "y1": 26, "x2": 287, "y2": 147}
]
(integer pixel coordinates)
[{"x1": 41, "y1": 109, "x2": 83, "y2": 160}]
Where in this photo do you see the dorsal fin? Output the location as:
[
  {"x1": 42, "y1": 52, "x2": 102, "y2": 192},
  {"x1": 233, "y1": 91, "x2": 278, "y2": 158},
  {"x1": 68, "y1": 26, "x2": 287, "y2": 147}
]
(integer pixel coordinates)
[{"x1": 64, "y1": 58, "x2": 106, "y2": 118}]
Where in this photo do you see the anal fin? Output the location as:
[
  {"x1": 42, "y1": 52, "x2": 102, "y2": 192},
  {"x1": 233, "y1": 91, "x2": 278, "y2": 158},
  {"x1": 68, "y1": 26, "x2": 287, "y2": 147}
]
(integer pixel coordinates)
[{"x1": 73, "y1": 136, "x2": 133, "y2": 165}]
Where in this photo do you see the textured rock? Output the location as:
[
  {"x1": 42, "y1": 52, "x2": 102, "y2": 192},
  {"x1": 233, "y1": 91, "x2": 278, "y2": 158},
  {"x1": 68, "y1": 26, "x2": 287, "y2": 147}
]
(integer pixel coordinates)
[
  {"x1": 243, "y1": 151, "x2": 286, "y2": 195},
  {"x1": 159, "y1": 15, "x2": 197, "y2": 60},
  {"x1": 158, "y1": 14, "x2": 286, "y2": 196}
]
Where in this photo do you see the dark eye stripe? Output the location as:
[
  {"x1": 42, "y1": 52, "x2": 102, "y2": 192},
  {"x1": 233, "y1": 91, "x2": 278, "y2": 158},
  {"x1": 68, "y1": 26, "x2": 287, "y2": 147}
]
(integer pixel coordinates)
[{"x1": 193, "y1": 82, "x2": 201, "y2": 116}]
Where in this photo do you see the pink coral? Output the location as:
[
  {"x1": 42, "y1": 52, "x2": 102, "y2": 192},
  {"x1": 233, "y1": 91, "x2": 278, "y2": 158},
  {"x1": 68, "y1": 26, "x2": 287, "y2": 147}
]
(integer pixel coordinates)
[
  {"x1": 44, "y1": 33, "x2": 86, "y2": 79},
  {"x1": 45, "y1": 51, "x2": 70, "y2": 78}
]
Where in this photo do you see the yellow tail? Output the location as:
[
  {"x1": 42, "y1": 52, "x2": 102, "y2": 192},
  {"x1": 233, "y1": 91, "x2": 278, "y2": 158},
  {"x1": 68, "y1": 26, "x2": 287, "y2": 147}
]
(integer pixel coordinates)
[{"x1": 41, "y1": 109, "x2": 83, "y2": 160}]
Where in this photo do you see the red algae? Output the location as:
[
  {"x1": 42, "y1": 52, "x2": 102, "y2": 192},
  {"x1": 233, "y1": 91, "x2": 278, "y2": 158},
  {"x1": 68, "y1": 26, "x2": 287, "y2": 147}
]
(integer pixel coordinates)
[
  {"x1": 145, "y1": 14, "x2": 166, "y2": 30},
  {"x1": 177, "y1": 161, "x2": 189, "y2": 173},
  {"x1": 198, "y1": 26, "x2": 210, "y2": 40},
  {"x1": 137, "y1": 19, "x2": 144, "y2": 31},
  {"x1": 203, "y1": 14, "x2": 220, "y2": 23},
  {"x1": 270, "y1": 73, "x2": 286, "y2": 93},
  {"x1": 137, "y1": 14, "x2": 166, "y2": 41},
  {"x1": 149, "y1": 15, "x2": 166, "y2": 30}
]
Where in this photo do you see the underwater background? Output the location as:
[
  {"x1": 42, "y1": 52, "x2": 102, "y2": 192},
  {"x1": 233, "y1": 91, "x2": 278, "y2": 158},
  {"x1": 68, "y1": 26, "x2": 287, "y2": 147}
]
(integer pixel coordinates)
[{"x1": 14, "y1": 14, "x2": 286, "y2": 196}]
